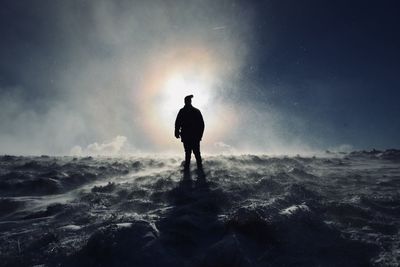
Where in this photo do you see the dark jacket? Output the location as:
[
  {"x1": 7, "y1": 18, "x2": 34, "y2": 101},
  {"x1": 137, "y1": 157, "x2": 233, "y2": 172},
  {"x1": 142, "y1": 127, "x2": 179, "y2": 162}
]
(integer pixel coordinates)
[{"x1": 175, "y1": 105, "x2": 205, "y2": 142}]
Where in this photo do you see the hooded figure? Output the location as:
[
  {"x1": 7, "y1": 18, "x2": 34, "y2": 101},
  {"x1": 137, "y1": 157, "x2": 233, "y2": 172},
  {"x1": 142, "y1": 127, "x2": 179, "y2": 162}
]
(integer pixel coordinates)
[{"x1": 175, "y1": 95, "x2": 205, "y2": 169}]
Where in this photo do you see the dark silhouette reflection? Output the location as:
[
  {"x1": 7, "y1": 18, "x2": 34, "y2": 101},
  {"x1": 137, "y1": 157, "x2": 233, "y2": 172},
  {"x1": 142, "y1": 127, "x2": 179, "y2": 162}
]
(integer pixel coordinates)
[
  {"x1": 196, "y1": 166, "x2": 207, "y2": 183},
  {"x1": 179, "y1": 166, "x2": 207, "y2": 189},
  {"x1": 155, "y1": 167, "x2": 225, "y2": 265},
  {"x1": 179, "y1": 167, "x2": 193, "y2": 189}
]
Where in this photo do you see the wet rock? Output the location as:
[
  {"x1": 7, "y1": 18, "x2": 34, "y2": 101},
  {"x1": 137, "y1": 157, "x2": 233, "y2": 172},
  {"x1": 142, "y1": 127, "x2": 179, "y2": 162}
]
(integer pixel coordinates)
[
  {"x1": 199, "y1": 234, "x2": 251, "y2": 267},
  {"x1": 91, "y1": 182, "x2": 115, "y2": 193},
  {"x1": 226, "y1": 207, "x2": 277, "y2": 246},
  {"x1": 70, "y1": 220, "x2": 162, "y2": 266}
]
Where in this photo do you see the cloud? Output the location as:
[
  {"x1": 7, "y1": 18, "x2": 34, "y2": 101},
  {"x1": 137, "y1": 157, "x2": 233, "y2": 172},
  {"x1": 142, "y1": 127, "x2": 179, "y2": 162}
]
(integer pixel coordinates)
[
  {"x1": 0, "y1": 1, "x2": 334, "y2": 155},
  {"x1": 70, "y1": 135, "x2": 128, "y2": 156},
  {"x1": 213, "y1": 141, "x2": 235, "y2": 154},
  {"x1": 0, "y1": 0, "x2": 255, "y2": 155},
  {"x1": 329, "y1": 144, "x2": 354, "y2": 153}
]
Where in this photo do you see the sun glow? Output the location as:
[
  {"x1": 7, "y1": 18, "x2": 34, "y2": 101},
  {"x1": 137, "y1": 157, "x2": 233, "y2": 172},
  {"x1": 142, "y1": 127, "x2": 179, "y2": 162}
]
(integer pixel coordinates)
[
  {"x1": 137, "y1": 45, "x2": 236, "y2": 149},
  {"x1": 157, "y1": 71, "x2": 212, "y2": 129}
]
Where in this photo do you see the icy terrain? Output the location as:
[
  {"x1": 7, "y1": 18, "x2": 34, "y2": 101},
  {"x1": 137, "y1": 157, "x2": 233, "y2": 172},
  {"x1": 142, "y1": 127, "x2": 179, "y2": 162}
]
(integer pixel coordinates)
[{"x1": 0, "y1": 150, "x2": 399, "y2": 266}]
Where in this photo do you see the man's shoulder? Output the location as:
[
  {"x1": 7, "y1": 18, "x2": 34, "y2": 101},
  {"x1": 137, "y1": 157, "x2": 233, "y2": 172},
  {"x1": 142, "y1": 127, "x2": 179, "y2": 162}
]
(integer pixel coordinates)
[
  {"x1": 178, "y1": 107, "x2": 188, "y2": 113},
  {"x1": 191, "y1": 106, "x2": 201, "y2": 113},
  {"x1": 181, "y1": 106, "x2": 199, "y2": 111},
  {"x1": 180, "y1": 106, "x2": 202, "y2": 114}
]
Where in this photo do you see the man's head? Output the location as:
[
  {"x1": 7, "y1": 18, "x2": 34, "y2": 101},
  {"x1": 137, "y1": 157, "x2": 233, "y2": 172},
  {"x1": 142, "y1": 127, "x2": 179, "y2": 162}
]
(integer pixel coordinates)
[{"x1": 184, "y1": 95, "x2": 193, "y2": 106}]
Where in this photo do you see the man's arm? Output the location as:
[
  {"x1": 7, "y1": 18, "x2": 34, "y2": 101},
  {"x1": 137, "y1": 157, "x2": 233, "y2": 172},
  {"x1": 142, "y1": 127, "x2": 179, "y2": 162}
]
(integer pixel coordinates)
[
  {"x1": 175, "y1": 110, "x2": 182, "y2": 139},
  {"x1": 199, "y1": 111, "x2": 205, "y2": 140}
]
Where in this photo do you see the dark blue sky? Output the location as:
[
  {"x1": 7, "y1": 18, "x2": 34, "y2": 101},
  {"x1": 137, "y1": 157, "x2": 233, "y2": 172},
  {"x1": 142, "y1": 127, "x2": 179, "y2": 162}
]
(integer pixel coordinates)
[
  {"x1": 235, "y1": 0, "x2": 400, "y2": 149},
  {"x1": 0, "y1": 0, "x2": 399, "y2": 154}
]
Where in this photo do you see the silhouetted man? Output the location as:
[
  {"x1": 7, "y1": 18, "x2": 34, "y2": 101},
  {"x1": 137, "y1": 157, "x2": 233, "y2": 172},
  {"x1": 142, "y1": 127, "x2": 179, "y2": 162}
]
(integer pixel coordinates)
[{"x1": 175, "y1": 95, "x2": 205, "y2": 169}]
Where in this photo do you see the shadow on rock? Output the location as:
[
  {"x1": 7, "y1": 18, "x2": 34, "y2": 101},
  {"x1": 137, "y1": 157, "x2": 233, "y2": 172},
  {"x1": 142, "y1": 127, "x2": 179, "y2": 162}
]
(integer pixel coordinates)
[
  {"x1": 64, "y1": 220, "x2": 178, "y2": 267},
  {"x1": 155, "y1": 167, "x2": 228, "y2": 265}
]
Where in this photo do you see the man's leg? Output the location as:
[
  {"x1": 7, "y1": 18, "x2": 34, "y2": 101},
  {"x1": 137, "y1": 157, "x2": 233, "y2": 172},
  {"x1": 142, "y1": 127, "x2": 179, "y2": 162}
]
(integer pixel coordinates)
[
  {"x1": 193, "y1": 141, "x2": 202, "y2": 169},
  {"x1": 183, "y1": 142, "x2": 191, "y2": 169}
]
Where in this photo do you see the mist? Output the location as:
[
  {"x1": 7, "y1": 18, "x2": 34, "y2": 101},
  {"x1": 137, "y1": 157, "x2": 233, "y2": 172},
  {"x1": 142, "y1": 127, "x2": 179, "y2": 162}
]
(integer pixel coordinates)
[
  {"x1": 0, "y1": 1, "x2": 281, "y2": 155},
  {"x1": 3, "y1": 0, "x2": 398, "y2": 156}
]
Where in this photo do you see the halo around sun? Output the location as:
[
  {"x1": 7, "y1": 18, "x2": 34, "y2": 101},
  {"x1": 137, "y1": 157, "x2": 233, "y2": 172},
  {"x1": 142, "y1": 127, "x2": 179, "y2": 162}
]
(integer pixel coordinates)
[{"x1": 136, "y1": 45, "x2": 235, "y2": 149}]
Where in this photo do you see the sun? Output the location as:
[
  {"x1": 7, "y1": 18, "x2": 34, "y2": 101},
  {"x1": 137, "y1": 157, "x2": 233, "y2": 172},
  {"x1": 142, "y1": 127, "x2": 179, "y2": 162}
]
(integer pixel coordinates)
[
  {"x1": 136, "y1": 45, "x2": 236, "y2": 149},
  {"x1": 156, "y1": 71, "x2": 212, "y2": 127}
]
